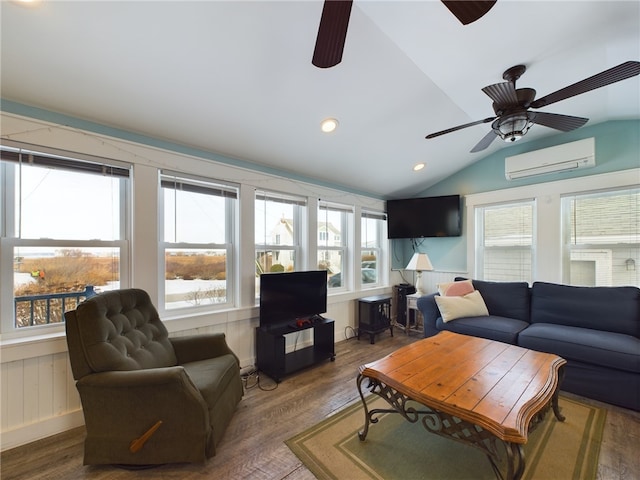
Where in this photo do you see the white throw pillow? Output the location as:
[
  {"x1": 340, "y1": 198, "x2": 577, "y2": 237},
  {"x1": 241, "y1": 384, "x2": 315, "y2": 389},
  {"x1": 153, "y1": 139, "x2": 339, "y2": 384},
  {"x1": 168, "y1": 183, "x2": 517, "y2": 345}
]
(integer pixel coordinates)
[{"x1": 435, "y1": 290, "x2": 489, "y2": 323}]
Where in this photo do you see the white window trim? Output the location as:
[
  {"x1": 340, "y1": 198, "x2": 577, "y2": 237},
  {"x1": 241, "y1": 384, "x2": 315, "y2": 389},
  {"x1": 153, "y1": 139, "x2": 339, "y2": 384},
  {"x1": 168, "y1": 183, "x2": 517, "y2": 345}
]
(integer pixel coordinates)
[
  {"x1": 474, "y1": 199, "x2": 536, "y2": 282},
  {"x1": 159, "y1": 172, "x2": 238, "y2": 315},
  {"x1": 465, "y1": 168, "x2": 640, "y2": 283},
  {"x1": 319, "y1": 201, "x2": 352, "y2": 290},
  {"x1": 360, "y1": 209, "x2": 387, "y2": 289},
  {"x1": 1, "y1": 143, "x2": 131, "y2": 337}
]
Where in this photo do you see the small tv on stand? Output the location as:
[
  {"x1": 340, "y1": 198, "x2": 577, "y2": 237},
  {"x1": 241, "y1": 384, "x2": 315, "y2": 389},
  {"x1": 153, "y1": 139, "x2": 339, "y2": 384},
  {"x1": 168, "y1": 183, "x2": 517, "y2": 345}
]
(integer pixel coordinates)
[{"x1": 259, "y1": 270, "x2": 328, "y2": 329}]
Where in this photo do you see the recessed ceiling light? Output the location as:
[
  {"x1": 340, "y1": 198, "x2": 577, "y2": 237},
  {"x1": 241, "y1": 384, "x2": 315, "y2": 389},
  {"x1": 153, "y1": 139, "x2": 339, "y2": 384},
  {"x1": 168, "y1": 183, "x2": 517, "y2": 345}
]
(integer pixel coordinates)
[
  {"x1": 413, "y1": 163, "x2": 425, "y2": 172},
  {"x1": 321, "y1": 118, "x2": 339, "y2": 133}
]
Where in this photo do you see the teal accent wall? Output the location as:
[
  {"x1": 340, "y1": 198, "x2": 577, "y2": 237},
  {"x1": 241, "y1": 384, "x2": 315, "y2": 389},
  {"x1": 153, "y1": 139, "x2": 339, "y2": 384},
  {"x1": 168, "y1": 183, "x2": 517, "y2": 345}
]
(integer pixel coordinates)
[{"x1": 391, "y1": 120, "x2": 640, "y2": 271}]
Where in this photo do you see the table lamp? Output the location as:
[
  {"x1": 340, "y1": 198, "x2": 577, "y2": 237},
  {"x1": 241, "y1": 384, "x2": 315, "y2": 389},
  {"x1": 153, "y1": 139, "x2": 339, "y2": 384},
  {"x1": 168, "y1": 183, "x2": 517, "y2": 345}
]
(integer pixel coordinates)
[{"x1": 405, "y1": 252, "x2": 433, "y2": 296}]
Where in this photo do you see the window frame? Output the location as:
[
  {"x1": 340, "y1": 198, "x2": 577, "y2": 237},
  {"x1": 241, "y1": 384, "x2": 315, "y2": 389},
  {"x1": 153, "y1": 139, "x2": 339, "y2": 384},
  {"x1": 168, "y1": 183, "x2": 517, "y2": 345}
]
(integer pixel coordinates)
[
  {"x1": 159, "y1": 170, "x2": 238, "y2": 314},
  {"x1": 560, "y1": 186, "x2": 639, "y2": 286},
  {"x1": 360, "y1": 209, "x2": 387, "y2": 288},
  {"x1": 0, "y1": 142, "x2": 131, "y2": 336},
  {"x1": 465, "y1": 169, "x2": 640, "y2": 286},
  {"x1": 254, "y1": 189, "x2": 305, "y2": 276},
  {"x1": 474, "y1": 199, "x2": 536, "y2": 283},
  {"x1": 319, "y1": 201, "x2": 352, "y2": 290}
]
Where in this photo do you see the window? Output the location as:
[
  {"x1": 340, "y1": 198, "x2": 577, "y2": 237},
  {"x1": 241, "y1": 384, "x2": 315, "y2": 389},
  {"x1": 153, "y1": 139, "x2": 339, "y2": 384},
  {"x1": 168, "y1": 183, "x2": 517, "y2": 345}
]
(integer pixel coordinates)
[
  {"x1": 319, "y1": 202, "x2": 351, "y2": 289},
  {"x1": 361, "y1": 210, "x2": 386, "y2": 287},
  {"x1": 475, "y1": 200, "x2": 535, "y2": 283},
  {"x1": 1, "y1": 143, "x2": 130, "y2": 332},
  {"x1": 561, "y1": 187, "x2": 639, "y2": 286},
  {"x1": 255, "y1": 190, "x2": 305, "y2": 280},
  {"x1": 160, "y1": 172, "x2": 237, "y2": 311}
]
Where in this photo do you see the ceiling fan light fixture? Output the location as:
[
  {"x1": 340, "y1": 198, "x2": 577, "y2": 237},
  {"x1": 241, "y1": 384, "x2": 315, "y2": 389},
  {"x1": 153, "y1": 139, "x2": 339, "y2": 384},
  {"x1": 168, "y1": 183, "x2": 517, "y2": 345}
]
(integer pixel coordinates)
[
  {"x1": 495, "y1": 112, "x2": 532, "y2": 143},
  {"x1": 321, "y1": 118, "x2": 339, "y2": 133}
]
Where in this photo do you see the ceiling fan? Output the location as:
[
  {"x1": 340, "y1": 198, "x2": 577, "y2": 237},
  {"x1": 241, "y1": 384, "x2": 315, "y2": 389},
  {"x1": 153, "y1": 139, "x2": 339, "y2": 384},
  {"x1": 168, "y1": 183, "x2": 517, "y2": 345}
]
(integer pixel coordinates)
[
  {"x1": 426, "y1": 61, "x2": 640, "y2": 153},
  {"x1": 312, "y1": 0, "x2": 497, "y2": 69}
]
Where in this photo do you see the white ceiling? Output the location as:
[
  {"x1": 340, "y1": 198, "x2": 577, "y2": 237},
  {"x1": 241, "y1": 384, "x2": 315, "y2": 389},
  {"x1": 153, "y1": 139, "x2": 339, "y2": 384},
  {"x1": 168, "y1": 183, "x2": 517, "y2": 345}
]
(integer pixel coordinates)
[{"x1": 2, "y1": 1, "x2": 639, "y2": 198}]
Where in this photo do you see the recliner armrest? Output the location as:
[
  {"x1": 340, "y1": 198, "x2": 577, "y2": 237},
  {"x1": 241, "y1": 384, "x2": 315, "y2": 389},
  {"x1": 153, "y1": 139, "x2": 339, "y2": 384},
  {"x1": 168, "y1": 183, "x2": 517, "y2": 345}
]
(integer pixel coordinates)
[
  {"x1": 76, "y1": 367, "x2": 209, "y2": 421},
  {"x1": 77, "y1": 366, "x2": 193, "y2": 388},
  {"x1": 170, "y1": 333, "x2": 239, "y2": 365}
]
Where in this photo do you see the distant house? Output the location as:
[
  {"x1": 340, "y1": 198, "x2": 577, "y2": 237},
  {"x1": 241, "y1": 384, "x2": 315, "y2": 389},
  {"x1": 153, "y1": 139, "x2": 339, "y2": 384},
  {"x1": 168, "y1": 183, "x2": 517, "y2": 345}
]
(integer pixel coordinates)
[{"x1": 260, "y1": 218, "x2": 343, "y2": 273}]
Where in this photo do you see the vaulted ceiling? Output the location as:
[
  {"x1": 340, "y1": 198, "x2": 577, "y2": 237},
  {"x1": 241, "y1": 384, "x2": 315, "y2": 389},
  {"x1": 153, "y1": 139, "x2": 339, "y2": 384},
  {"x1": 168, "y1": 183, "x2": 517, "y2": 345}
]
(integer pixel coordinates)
[{"x1": 2, "y1": 1, "x2": 639, "y2": 198}]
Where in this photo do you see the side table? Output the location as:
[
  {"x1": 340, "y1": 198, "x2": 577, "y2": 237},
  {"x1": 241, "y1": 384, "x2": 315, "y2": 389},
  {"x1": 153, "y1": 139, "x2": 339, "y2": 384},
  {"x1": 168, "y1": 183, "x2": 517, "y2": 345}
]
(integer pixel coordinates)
[
  {"x1": 357, "y1": 295, "x2": 393, "y2": 344},
  {"x1": 405, "y1": 293, "x2": 423, "y2": 336}
]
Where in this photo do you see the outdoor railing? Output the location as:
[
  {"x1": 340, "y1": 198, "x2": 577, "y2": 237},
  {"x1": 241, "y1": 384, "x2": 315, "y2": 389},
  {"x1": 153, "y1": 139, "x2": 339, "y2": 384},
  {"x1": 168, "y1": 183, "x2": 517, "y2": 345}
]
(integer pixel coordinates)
[{"x1": 14, "y1": 286, "x2": 97, "y2": 328}]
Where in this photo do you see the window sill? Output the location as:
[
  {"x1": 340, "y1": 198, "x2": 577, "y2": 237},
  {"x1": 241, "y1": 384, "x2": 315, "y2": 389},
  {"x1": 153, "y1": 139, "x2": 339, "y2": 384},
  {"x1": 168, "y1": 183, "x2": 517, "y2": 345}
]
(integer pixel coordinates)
[{"x1": 1, "y1": 329, "x2": 68, "y2": 363}]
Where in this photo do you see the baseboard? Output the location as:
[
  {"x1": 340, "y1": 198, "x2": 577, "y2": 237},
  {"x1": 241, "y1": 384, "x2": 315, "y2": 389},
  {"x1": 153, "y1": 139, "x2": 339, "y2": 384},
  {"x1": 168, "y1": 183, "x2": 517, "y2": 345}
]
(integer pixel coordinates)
[{"x1": 1, "y1": 409, "x2": 85, "y2": 452}]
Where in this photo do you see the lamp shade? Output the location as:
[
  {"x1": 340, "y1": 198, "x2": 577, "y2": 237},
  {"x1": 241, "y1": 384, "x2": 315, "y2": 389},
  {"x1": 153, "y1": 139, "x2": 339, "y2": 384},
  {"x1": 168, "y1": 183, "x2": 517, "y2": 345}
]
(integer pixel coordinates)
[{"x1": 405, "y1": 252, "x2": 433, "y2": 271}]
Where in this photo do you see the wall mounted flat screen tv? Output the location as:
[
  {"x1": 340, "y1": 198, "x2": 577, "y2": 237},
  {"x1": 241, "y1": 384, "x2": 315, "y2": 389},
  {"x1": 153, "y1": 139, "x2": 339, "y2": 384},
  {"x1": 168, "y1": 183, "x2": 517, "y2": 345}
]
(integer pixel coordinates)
[
  {"x1": 386, "y1": 194, "x2": 461, "y2": 239},
  {"x1": 259, "y1": 270, "x2": 328, "y2": 329}
]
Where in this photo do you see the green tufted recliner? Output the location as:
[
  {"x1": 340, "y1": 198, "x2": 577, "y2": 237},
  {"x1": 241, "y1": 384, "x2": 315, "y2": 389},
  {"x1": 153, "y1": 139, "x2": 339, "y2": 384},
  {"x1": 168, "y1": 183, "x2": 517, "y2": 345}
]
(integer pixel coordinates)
[{"x1": 65, "y1": 288, "x2": 243, "y2": 466}]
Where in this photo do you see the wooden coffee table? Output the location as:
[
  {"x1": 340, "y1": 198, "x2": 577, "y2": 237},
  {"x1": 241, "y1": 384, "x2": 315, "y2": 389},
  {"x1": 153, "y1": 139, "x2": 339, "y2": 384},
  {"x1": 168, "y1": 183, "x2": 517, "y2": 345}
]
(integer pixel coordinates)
[{"x1": 357, "y1": 331, "x2": 566, "y2": 480}]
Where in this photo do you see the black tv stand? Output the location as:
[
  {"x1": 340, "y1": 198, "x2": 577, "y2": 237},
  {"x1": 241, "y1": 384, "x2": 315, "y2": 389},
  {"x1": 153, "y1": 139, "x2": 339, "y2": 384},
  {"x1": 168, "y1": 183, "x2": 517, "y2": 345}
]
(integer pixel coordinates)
[{"x1": 256, "y1": 317, "x2": 335, "y2": 383}]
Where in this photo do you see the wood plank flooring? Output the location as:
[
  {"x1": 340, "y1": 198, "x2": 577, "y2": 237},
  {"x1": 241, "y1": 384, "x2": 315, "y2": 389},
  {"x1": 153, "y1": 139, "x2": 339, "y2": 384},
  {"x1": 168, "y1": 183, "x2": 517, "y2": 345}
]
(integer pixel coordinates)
[{"x1": 2, "y1": 333, "x2": 639, "y2": 480}]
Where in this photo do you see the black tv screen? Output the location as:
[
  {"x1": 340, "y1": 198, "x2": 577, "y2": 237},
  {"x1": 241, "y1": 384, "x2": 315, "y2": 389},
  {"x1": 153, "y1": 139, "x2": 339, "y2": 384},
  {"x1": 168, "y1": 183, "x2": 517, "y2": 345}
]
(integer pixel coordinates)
[
  {"x1": 386, "y1": 195, "x2": 461, "y2": 239},
  {"x1": 259, "y1": 270, "x2": 328, "y2": 328}
]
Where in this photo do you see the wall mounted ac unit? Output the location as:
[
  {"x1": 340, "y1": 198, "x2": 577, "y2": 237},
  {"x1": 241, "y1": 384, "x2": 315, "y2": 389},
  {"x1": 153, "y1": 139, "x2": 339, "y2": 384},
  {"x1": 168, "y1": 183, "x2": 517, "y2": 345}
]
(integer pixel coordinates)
[{"x1": 505, "y1": 137, "x2": 595, "y2": 180}]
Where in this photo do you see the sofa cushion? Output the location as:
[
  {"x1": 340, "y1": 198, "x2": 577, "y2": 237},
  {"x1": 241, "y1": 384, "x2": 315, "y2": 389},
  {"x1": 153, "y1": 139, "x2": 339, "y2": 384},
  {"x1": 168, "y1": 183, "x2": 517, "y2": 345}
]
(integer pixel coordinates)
[
  {"x1": 436, "y1": 315, "x2": 529, "y2": 345},
  {"x1": 531, "y1": 282, "x2": 640, "y2": 337},
  {"x1": 468, "y1": 279, "x2": 531, "y2": 323},
  {"x1": 435, "y1": 290, "x2": 489, "y2": 322},
  {"x1": 518, "y1": 323, "x2": 640, "y2": 373}
]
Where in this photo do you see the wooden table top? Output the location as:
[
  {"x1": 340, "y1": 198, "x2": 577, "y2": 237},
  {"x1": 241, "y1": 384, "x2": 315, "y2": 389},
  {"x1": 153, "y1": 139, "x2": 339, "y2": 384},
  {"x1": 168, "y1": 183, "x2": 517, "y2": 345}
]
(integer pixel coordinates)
[{"x1": 359, "y1": 331, "x2": 566, "y2": 444}]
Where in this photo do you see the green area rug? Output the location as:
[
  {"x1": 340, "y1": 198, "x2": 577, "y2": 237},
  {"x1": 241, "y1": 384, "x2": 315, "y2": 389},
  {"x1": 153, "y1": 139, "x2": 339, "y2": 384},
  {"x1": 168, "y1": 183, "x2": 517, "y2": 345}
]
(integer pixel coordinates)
[{"x1": 286, "y1": 395, "x2": 606, "y2": 480}]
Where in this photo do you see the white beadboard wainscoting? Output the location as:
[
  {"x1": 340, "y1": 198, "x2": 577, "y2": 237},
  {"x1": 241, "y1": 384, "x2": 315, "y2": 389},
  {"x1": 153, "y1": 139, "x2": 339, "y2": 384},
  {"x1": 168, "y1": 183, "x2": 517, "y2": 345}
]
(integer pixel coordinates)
[
  {"x1": 420, "y1": 271, "x2": 470, "y2": 294},
  {"x1": 1, "y1": 336, "x2": 83, "y2": 451},
  {"x1": 0, "y1": 316, "x2": 257, "y2": 451},
  {"x1": 0, "y1": 291, "x2": 381, "y2": 451}
]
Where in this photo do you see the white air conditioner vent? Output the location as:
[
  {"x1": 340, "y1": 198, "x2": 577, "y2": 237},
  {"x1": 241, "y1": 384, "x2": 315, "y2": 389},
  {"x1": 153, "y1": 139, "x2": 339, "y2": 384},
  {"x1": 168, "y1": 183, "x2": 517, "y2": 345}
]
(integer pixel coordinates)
[{"x1": 505, "y1": 138, "x2": 595, "y2": 180}]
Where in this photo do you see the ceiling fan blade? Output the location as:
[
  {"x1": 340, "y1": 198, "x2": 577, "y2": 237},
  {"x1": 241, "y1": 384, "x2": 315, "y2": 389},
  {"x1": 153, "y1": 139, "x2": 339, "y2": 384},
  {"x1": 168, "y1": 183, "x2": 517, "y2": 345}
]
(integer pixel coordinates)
[
  {"x1": 312, "y1": 0, "x2": 353, "y2": 69},
  {"x1": 426, "y1": 117, "x2": 495, "y2": 139},
  {"x1": 482, "y1": 82, "x2": 519, "y2": 108},
  {"x1": 529, "y1": 111, "x2": 589, "y2": 132},
  {"x1": 531, "y1": 61, "x2": 640, "y2": 109},
  {"x1": 441, "y1": 1, "x2": 497, "y2": 25},
  {"x1": 470, "y1": 130, "x2": 498, "y2": 152}
]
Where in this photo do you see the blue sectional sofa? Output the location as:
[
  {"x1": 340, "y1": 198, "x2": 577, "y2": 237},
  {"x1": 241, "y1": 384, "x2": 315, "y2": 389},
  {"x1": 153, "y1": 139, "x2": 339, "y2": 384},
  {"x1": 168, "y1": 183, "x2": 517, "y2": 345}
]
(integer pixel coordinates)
[{"x1": 417, "y1": 279, "x2": 640, "y2": 411}]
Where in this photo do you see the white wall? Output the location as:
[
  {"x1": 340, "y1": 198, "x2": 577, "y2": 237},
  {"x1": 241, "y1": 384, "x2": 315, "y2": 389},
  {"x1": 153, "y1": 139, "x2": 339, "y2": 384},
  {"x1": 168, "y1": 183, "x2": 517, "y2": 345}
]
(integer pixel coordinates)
[{"x1": 0, "y1": 112, "x2": 390, "y2": 450}]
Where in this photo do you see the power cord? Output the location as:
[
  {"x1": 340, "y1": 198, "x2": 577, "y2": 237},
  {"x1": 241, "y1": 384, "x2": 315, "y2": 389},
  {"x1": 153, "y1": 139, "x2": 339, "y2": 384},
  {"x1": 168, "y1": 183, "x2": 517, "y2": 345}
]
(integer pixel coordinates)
[
  {"x1": 344, "y1": 325, "x2": 358, "y2": 340},
  {"x1": 241, "y1": 367, "x2": 278, "y2": 391}
]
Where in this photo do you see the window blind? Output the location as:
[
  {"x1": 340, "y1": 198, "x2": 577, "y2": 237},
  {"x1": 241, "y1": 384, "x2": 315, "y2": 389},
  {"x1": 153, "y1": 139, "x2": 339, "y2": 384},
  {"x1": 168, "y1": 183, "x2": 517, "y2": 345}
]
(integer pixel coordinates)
[
  {"x1": 161, "y1": 172, "x2": 238, "y2": 198},
  {"x1": 1, "y1": 145, "x2": 130, "y2": 178},
  {"x1": 255, "y1": 190, "x2": 306, "y2": 206}
]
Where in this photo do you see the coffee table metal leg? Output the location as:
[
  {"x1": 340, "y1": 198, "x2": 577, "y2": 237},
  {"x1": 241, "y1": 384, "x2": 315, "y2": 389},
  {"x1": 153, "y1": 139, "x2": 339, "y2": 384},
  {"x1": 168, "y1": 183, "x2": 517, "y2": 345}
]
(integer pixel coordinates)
[
  {"x1": 552, "y1": 366, "x2": 566, "y2": 421},
  {"x1": 356, "y1": 374, "x2": 402, "y2": 441},
  {"x1": 504, "y1": 442, "x2": 525, "y2": 480},
  {"x1": 356, "y1": 374, "x2": 371, "y2": 440},
  {"x1": 357, "y1": 375, "x2": 543, "y2": 480}
]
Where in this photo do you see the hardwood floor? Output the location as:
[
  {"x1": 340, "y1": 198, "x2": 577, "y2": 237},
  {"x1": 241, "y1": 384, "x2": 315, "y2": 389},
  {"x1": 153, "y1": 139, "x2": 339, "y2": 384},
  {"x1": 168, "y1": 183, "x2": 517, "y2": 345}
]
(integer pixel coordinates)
[{"x1": 2, "y1": 333, "x2": 639, "y2": 480}]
